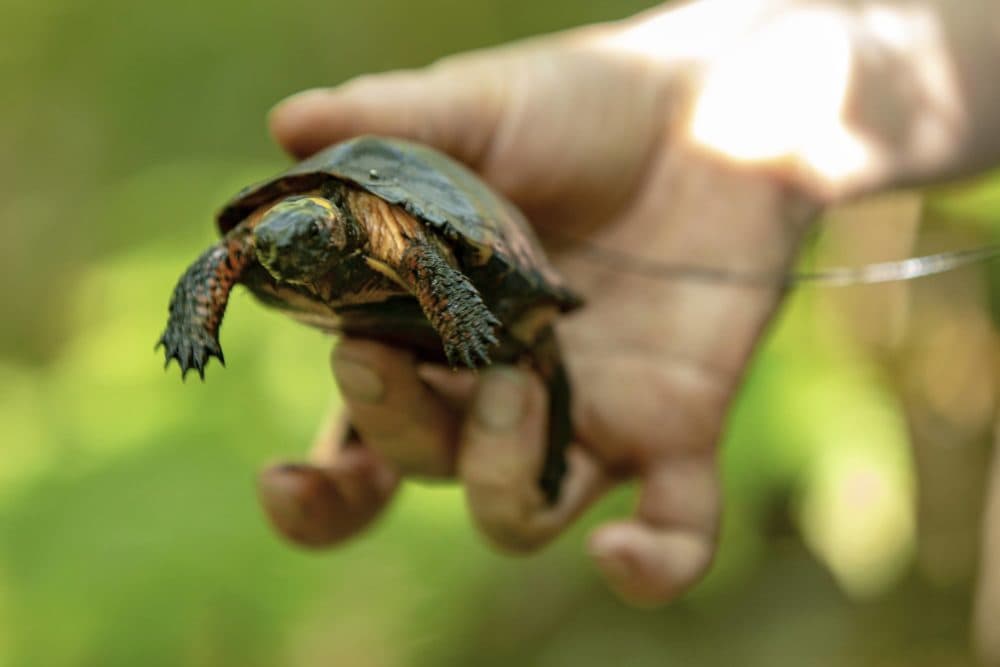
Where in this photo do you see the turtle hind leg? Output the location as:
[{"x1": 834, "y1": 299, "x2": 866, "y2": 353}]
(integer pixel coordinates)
[
  {"x1": 399, "y1": 243, "x2": 501, "y2": 369},
  {"x1": 528, "y1": 326, "x2": 572, "y2": 505},
  {"x1": 540, "y1": 358, "x2": 571, "y2": 504},
  {"x1": 158, "y1": 231, "x2": 253, "y2": 380}
]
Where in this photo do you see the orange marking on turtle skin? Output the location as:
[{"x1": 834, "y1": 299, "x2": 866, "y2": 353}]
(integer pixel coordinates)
[{"x1": 201, "y1": 229, "x2": 254, "y2": 337}]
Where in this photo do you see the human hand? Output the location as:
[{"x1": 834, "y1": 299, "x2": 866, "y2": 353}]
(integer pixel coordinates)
[{"x1": 256, "y1": 7, "x2": 822, "y2": 605}]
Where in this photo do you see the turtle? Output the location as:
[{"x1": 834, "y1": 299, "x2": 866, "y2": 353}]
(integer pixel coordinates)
[{"x1": 157, "y1": 135, "x2": 582, "y2": 503}]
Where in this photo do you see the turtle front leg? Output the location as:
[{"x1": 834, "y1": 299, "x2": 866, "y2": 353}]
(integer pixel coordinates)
[
  {"x1": 396, "y1": 243, "x2": 501, "y2": 369},
  {"x1": 158, "y1": 229, "x2": 254, "y2": 379},
  {"x1": 524, "y1": 326, "x2": 572, "y2": 505}
]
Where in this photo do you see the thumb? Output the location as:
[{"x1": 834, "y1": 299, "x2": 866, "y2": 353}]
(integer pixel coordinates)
[
  {"x1": 267, "y1": 40, "x2": 676, "y2": 227},
  {"x1": 268, "y1": 59, "x2": 508, "y2": 166}
]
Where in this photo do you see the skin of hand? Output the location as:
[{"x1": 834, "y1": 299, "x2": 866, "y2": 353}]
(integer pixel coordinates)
[
  {"x1": 255, "y1": 0, "x2": 1000, "y2": 605},
  {"x1": 256, "y1": 38, "x2": 815, "y2": 605}
]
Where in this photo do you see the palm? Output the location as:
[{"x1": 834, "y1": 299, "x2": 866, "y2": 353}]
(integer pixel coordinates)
[
  {"x1": 262, "y1": 35, "x2": 814, "y2": 603},
  {"x1": 458, "y1": 50, "x2": 806, "y2": 469}
]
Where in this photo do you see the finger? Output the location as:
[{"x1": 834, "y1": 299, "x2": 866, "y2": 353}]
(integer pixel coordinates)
[
  {"x1": 257, "y1": 417, "x2": 399, "y2": 548},
  {"x1": 416, "y1": 363, "x2": 478, "y2": 411},
  {"x1": 459, "y1": 366, "x2": 609, "y2": 552},
  {"x1": 307, "y1": 412, "x2": 347, "y2": 465},
  {"x1": 268, "y1": 46, "x2": 672, "y2": 229},
  {"x1": 588, "y1": 455, "x2": 720, "y2": 606},
  {"x1": 334, "y1": 338, "x2": 460, "y2": 477},
  {"x1": 269, "y1": 62, "x2": 505, "y2": 164}
]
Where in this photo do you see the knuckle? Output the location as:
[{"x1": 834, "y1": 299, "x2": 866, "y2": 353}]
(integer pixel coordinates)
[
  {"x1": 475, "y1": 507, "x2": 551, "y2": 554},
  {"x1": 462, "y1": 472, "x2": 554, "y2": 553},
  {"x1": 357, "y1": 417, "x2": 455, "y2": 478},
  {"x1": 645, "y1": 362, "x2": 730, "y2": 450}
]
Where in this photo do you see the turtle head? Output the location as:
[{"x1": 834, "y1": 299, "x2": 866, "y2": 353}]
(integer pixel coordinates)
[{"x1": 253, "y1": 196, "x2": 348, "y2": 284}]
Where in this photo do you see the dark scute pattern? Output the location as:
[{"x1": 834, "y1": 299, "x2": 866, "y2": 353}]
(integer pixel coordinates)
[{"x1": 216, "y1": 136, "x2": 578, "y2": 308}]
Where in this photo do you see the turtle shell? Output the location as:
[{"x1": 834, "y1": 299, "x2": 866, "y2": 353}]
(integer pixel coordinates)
[{"x1": 217, "y1": 135, "x2": 578, "y2": 309}]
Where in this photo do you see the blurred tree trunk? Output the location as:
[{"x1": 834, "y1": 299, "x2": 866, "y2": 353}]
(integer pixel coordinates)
[{"x1": 822, "y1": 194, "x2": 1000, "y2": 661}]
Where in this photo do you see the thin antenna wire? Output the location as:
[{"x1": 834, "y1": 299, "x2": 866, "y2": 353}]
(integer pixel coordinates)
[
  {"x1": 550, "y1": 235, "x2": 1000, "y2": 288},
  {"x1": 791, "y1": 243, "x2": 1000, "y2": 286}
]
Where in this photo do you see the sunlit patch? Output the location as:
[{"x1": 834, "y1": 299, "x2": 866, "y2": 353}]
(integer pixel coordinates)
[
  {"x1": 590, "y1": 3, "x2": 885, "y2": 194},
  {"x1": 591, "y1": 0, "x2": 776, "y2": 65},
  {"x1": 731, "y1": 311, "x2": 918, "y2": 599},
  {"x1": 0, "y1": 364, "x2": 51, "y2": 506},
  {"x1": 594, "y1": 2, "x2": 964, "y2": 199},
  {"x1": 797, "y1": 402, "x2": 915, "y2": 598},
  {"x1": 687, "y1": 8, "x2": 878, "y2": 188}
]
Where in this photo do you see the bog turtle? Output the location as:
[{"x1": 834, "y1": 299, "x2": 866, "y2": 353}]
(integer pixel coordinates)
[{"x1": 158, "y1": 135, "x2": 582, "y2": 502}]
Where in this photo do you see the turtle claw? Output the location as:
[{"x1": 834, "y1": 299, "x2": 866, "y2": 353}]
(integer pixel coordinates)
[
  {"x1": 472, "y1": 344, "x2": 491, "y2": 367},
  {"x1": 441, "y1": 304, "x2": 499, "y2": 370},
  {"x1": 158, "y1": 237, "x2": 247, "y2": 381},
  {"x1": 157, "y1": 324, "x2": 225, "y2": 380}
]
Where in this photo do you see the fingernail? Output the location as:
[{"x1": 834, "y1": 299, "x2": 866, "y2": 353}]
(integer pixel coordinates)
[
  {"x1": 335, "y1": 357, "x2": 384, "y2": 404},
  {"x1": 474, "y1": 367, "x2": 526, "y2": 432}
]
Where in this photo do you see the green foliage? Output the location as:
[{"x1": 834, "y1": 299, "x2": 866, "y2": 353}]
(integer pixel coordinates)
[{"x1": 1, "y1": 0, "x2": 995, "y2": 664}]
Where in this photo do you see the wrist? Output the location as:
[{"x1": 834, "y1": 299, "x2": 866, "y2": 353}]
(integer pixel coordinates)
[
  {"x1": 592, "y1": 0, "x2": 985, "y2": 204},
  {"x1": 686, "y1": 2, "x2": 968, "y2": 203}
]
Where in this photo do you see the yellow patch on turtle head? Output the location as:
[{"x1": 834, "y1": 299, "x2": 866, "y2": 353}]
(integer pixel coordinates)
[{"x1": 300, "y1": 196, "x2": 335, "y2": 213}]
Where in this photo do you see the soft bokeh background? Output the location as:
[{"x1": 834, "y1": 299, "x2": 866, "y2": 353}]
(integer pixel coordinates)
[{"x1": 3, "y1": 0, "x2": 1000, "y2": 665}]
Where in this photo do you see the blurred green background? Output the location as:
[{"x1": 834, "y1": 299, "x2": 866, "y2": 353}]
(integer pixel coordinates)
[{"x1": 3, "y1": 0, "x2": 1000, "y2": 665}]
